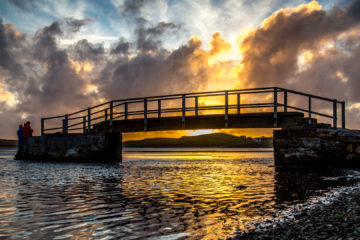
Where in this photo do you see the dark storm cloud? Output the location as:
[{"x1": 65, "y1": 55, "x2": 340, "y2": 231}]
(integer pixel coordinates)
[
  {"x1": 135, "y1": 22, "x2": 181, "y2": 52},
  {"x1": 0, "y1": 18, "x2": 26, "y2": 87},
  {"x1": 97, "y1": 37, "x2": 206, "y2": 99},
  {"x1": 111, "y1": 38, "x2": 130, "y2": 55},
  {"x1": 347, "y1": 0, "x2": 360, "y2": 19},
  {"x1": 0, "y1": 18, "x2": 99, "y2": 137},
  {"x1": 118, "y1": 0, "x2": 145, "y2": 20},
  {"x1": 73, "y1": 39, "x2": 104, "y2": 61},
  {"x1": 65, "y1": 17, "x2": 94, "y2": 32}
]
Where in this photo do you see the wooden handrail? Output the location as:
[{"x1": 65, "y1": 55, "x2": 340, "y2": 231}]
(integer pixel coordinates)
[{"x1": 41, "y1": 87, "x2": 346, "y2": 134}]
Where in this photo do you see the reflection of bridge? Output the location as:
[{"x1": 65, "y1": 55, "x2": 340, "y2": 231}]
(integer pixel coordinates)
[{"x1": 41, "y1": 87, "x2": 345, "y2": 135}]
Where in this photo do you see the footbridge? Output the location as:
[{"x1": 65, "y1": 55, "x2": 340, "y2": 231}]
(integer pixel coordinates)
[
  {"x1": 18, "y1": 87, "x2": 357, "y2": 166},
  {"x1": 41, "y1": 87, "x2": 346, "y2": 135}
]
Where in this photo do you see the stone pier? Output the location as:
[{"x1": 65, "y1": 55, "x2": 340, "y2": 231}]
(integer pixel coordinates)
[
  {"x1": 15, "y1": 132, "x2": 122, "y2": 163},
  {"x1": 274, "y1": 128, "x2": 360, "y2": 168}
]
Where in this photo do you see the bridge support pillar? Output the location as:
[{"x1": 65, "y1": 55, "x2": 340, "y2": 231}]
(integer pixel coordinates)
[
  {"x1": 15, "y1": 132, "x2": 122, "y2": 163},
  {"x1": 274, "y1": 128, "x2": 360, "y2": 168}
]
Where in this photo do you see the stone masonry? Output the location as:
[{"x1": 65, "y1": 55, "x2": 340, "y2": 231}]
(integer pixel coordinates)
[
  {"x1": 15, "y1": 132, "x2": 122, "y2": 162},
  {"x1": 274, "y1": 128, "x2": 360, "y2": 167}
]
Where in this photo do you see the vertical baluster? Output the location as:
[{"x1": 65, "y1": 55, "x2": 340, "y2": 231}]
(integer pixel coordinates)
[
  {"x1": 110, "y1": 101, "x2": 113, "y2": 127},
  {"x1": 182, "y1": 95, "x2": 186, "y2": 128},
  {"x1": 341, "y1": 101, "x2": 346, "y2": 129},
  {"x1": 41, "y1": 118, "x2": 44, "y2": 136},
  {"x1": 83, "y1": 116, "x2": 86, "y2": 133},
  {"x1": 125, "y1": 102, "x2": 128, "y2": 120},
  {"x1": 105, "y1": 109, "x2": 108, "y2": 121},
  {"x1": 284, "y1": 90, "x2": 287, "y2": 112},
  {"x1": 225, "y1": 91, "x2": 229, "y2": 127},
  {"x1": 87, "y1": 108, "x2": 91, "y2": 131},
  {"x1": 158, "y1": 99, "x2": 161, "y2": 118},
  {"x1": 64, "y1": 114, "x2": 68, "y2": 134},
  {"x1": 62, "y1": 119, "x2": 66, "y2": 134},
  {"x1": 195, "y1": 96, "x2": 198, "y2": 117},
  {"x1": 333, "y1": 100, "x2": 337, "y2": 128},
  {"x1": 144, "y1": 98, "x2": 148, "y2": 131},
  {"x1": 273, "y1": 87, "x2": 278, "y2": 127},
  {"x1": 237, "y1": 93, "x2": 241, "y2": 114},
  {"x1": 308, "y1": 96, "x2": 312, "y2": 121}
]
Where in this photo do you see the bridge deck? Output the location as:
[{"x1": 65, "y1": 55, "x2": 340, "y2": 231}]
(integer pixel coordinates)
[{"x1": 93, "y1": 112, "x2": 306, "y2": 133}]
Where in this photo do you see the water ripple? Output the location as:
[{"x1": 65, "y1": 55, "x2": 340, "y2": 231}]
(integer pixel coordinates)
[{"x1": 0, "y1": 148, "x2": 356, "y2": 239}]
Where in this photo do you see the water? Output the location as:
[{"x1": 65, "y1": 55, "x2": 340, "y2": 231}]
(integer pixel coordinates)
[{"x1": 0, "y1": 147, "x2": 358, "y2": 239}]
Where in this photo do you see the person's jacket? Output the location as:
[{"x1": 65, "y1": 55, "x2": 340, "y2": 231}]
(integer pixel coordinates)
[
  {"x1": 17, "y1": 128, "x2": 24, "y2": 144},
  {"x1": 23, "y1": 124, "x2": 33, "y2": 140}
]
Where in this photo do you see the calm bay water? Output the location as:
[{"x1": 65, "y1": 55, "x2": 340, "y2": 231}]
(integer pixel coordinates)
[{"x1": 0, "y1": 147, "x2": 357, "y2": 239}]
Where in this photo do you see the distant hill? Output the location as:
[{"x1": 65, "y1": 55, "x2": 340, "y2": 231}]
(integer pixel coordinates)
[
  {"x1": 123, "y1": 133, "x2": 273, "y2": 148},
  {"x1": 0, "y1": 139, "x2": 17, "y2": 147}
]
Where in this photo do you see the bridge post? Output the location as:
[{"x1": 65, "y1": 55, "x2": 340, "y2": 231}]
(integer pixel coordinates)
[
  {"x1": 333, "y1": 100, "x2": 337, "y2": 128},
  {"x1": 87, "y1": 108, "x2": 91, "y2": 131},
  {"x1": 273, "y1": 87, "x2": 278, "y2": 127},
  {"x1": 62, "y1": 114, "x2": 68, "y2": 134},
  {"x1": 41, "y1": 118, "x2": 44, "y2": 136},
  {"x1": 110, "y1": 101, "x2": 113, "y2": 127},
  {"x1": 237, "y1": 93, "x2": 241, "y2": 114},
  {"x1": 283, "y1": 90, "x2": 287, "y2": 112},
  {"x1": 144, "y1": 98, "x2": 148, "y2": 131},
  {"x1": 225, "y1": 91, "x2": 229, "y2": 127},
  {"x1": 308, "y1": 96, "x2": 312, "y2": 122},
  {"x1": 158, "y1": 100, "x2": 161, "y2": 118},
  {"x1": 341, "y1": 101, "x2": 346, "y2": 129},
  {"x1": 83, "y1": 116, "x2": 86, "y2": 133},
  {"x1": 104, "y1": 109, "x2": 108, "y2": 121},
  {"x1": 125, "y1": 102, "x2": 128, "y2": 120},
  {"x1": 182, "y1": 94, "x2": 186, "y2": 128},
  {"x1": 195, "y1": 96, "x2": 198, "y2": 117}
]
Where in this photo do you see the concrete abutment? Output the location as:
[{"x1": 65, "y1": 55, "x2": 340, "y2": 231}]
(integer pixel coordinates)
[{"x1": 15, "y1": 132, "x2": 122, "y2": 163}]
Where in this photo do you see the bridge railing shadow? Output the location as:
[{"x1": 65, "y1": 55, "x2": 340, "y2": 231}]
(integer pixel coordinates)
[{"x1": 41, "y1": 87, "x2": 345, "y2": 135}]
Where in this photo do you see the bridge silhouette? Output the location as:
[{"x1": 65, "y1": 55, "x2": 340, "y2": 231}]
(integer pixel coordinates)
[{"x1": 41, "y1": 87, "x2": 346, "y2": 135}]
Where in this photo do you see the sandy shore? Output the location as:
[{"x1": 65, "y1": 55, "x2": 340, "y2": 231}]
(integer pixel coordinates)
[{"x1": 229, "y1": 182, "x2": 360, "y2": 240}]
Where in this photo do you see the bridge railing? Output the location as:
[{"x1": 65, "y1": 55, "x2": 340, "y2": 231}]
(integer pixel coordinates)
[{"x1": 41, "y1": 87, "x2": 345, "y2": 135}]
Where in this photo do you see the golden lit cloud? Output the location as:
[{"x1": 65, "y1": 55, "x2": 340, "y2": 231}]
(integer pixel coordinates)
[
  {"x1": 70, "y1": 59, "x2": 94, "y2": 74},
  {"x1": 336, "y1": 71, "x2": 348, "y2": 83},
  {"x1": 0, "y1": 84, "x2": 17, "y2": 107},
  {"x1": 209, "y1": 32, "x2": 231, "y2": 56},
  {"x1": 262, "y1": 1, "x2": 322, "y2": 30}
]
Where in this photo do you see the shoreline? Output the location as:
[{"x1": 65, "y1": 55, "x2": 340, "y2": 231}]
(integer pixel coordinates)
[{"x1": 229, "y1": 178, "x2": 360, "y2": 239}]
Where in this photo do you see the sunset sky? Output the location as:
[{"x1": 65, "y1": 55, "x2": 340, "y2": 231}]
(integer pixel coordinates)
[{"x1": 0, "y1": 0, "x2": 359, "y2": 140}]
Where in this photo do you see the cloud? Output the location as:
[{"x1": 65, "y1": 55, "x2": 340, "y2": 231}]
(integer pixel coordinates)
[
  {"x1": 1, "y1": 1, "x2": 360, "y2": 139},
  {"x1": 235, "y1": 0, "x2": 360, "y2": 127},
  {"x1": 209, "y1": 32, "x2": 231, "y2": 56},
  {"x1": 65, "y1": 17, "x2": 94, "y2": 32},
  {"x1": 8, "y1": 0, "x2": 36, "y2": 11}
]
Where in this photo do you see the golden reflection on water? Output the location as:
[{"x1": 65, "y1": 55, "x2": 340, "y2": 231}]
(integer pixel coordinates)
[
  {"x1": 0, "y1": 148, "x2": 350, "y2": 240},
  {"x1": 122, "y1": 150, "x2": 275, "y2": 239}
]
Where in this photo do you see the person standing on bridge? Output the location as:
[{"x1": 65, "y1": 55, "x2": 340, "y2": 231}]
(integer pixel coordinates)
[
  {"x1": 17, "y1": 125, "x2": 24, "y2": 153},
  {"x1": 23, "y1": 122, "x2": 33, "y2": 139},
  {"x1": 23, "y1": 122, "x2": 33, "y2": 153}
]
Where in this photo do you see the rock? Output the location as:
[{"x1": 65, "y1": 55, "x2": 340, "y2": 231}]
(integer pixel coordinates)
[
  {"x1": 235, "y1": 185, "x2": 247, "y2": 190},
  {"x1": 355, "y1": 146, "x2": 360, "y2": 155},
  {"x1": 346, "y1": 144, "x2": 353, "y2": 153}
]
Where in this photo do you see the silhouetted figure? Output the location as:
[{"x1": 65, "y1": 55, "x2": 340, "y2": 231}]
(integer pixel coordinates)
[
  {"x1": 17, "y1": 125, "x2": 24, "y2": 153},
  {"x1": 23, "y1": 121, "x2": 33, "y2": 140},
  {"x1": 23, "y1": 121, "x2": 33, "y2": 153}
]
